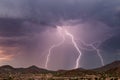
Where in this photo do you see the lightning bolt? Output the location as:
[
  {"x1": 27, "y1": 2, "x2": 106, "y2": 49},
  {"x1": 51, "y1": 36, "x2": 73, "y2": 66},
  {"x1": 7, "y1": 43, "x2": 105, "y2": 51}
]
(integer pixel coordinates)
[
  {"x1": 45, "y1": 26, "x2": 105, "y2": 69},
  {"x1": 45, "y1": 27, "x2": 65, "y2": 69},
  {"x1": 65, "y1": 30, "x2": 82, "y2": 69},
  {"x1": 91, "y1": 44, "x2": 104, "y2": 66},
  {"x1": 77, "y1": 40, "x2": 104, "y2": 66},
  {"x1": 45, "y1": 26, "x2": 82, "y2": 69}
]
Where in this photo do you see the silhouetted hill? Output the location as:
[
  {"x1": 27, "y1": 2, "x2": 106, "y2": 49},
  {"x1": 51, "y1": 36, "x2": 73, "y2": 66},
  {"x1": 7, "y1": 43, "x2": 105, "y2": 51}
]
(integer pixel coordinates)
[
  {"x1": 93, "y1": 60, "x2": 120, "y2": 72},
  {"x1": 0, "y1": 65, "x2": 52, "y2": 74},
  {"x1": 105, "y1": 64, "x2": 120, "y2": 76},
  {"x1": 0, "y1": 65, "x2": 15, "y2": 73},
  {"x1": 0, "y1": 61, "x2": 120, "y2": 75},
  {"x1": 55, "y1": 68, "x2": 97, "y2": 77},
  {"x1": 24, "y1": 65, "x2": 51, "y2": 74},
  {"x1": 55, "y1": 61, "x2": 120, "y2": 77},
  {"x1": 0, "y1": 65, "x2": 14, "y2": 69},
  {"x1": 106, "y1": 66, "x2": 120, "y2": 73}
]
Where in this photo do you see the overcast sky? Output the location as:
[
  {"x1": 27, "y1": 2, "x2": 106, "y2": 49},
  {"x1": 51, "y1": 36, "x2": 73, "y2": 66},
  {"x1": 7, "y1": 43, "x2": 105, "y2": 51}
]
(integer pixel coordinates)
[{"x1": 0, "y1": 0, "x2": 120, "y2": 70}]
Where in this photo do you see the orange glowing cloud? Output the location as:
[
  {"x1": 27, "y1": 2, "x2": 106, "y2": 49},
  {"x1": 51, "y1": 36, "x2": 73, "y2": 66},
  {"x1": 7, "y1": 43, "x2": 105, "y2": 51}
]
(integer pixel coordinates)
[{"x1": 0, "y1": 50, "x2": 14, "y2": 62}]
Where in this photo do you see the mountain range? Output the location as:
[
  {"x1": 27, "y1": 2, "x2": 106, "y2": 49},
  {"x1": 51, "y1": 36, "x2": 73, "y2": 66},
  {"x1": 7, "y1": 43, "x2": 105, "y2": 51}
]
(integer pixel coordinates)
[{"x1": 0, "y1": 61, "x2": 120, "y2": 75}]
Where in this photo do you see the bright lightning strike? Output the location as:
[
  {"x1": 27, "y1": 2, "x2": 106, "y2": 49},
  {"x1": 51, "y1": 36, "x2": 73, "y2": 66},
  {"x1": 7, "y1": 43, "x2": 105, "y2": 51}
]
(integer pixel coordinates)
[
  {"x1": 91, "y1": 45, "x2": 104, "y2": 66},
  {"x1": 78, "y1": 40, "x2": 104, "y2": 66},
  {"x1": 45, "y1": 25, "x2": 105, "y2": 69},
  {"x1": 45, "y1": 26, "x2": 82, "y2": 69},
  {"x1": 45, "y1": 26, "x2": 65, "y2": 69},
  {"x1": 65, "y1": 30, "x2": 82, "y2": 69}
]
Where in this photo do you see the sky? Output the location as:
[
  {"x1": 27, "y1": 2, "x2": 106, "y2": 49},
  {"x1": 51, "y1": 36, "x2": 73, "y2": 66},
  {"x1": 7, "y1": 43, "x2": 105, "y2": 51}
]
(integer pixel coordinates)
[{"x1": 0, "y1": 0, "x2": 120, "y2": 70}]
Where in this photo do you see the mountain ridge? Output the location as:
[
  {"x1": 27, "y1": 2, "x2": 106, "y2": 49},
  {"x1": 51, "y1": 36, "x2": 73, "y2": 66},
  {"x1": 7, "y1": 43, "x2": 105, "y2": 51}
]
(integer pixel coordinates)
[
  {"x1": 0, "y1": 60, "x2": 120, "y2": 74},
  {"x1": 93, "y1": 60, "x2": 120, "y2": 71}
]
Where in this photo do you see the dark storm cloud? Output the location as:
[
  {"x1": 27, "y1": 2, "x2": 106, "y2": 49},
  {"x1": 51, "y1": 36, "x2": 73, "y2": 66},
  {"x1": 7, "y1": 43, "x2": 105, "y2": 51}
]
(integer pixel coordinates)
[
  {"x1": 0, "y1": 18, "x2": 51, "y2": 55},
  {"x1": 22, "y1": 0, "x2": 120, "y2": 28},
  {"x1": 0, "y1": 18, "x2": 51, "y2": 37},
  {"x1": 0, "y1": 0, "x2": 120, "y2": 27},
  {"x1": 101, "y1": 34, "x2": 120, "y2": 53},
  {"x1": 98, "y1": 34, "x2": 120, "y2": 65},
  {"x1": 0, "y1": 18, "x2": 24, "y2": 37}
]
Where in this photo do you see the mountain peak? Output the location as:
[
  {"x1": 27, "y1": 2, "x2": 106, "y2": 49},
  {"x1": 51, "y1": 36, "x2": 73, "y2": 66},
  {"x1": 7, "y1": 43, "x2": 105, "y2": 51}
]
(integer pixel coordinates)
[
  {"x1": 28, "y1": 65, "x2": 39, "y2": 69},
  {"x1": 0, "y1": 65, "x2": 14, "y2": 69},
  {"x1": 93, "y1": 60, "x2": 120, "y2": 71},
  {"x1": 112, "y1": 60, "x2": 120, "y2": 64}
]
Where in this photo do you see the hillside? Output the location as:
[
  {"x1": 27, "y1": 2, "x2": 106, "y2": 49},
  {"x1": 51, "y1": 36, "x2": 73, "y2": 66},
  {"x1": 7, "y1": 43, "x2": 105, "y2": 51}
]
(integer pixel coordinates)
[
  {"x1": 0, "y1": 65, "x2": 52, "y2": 74},
  {"x1": 93, "y1": 61, "x2": 120, "y2": 72},
  {"x1": 0, "y1": 61, "x2": 120, "y2": 76}
]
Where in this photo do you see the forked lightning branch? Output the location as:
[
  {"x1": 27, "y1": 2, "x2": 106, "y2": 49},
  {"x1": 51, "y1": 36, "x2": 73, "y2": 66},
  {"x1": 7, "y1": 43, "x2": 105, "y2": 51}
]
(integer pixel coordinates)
[{"x1": 45, "y1": 26, "x2": 104, "y2": 69}]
